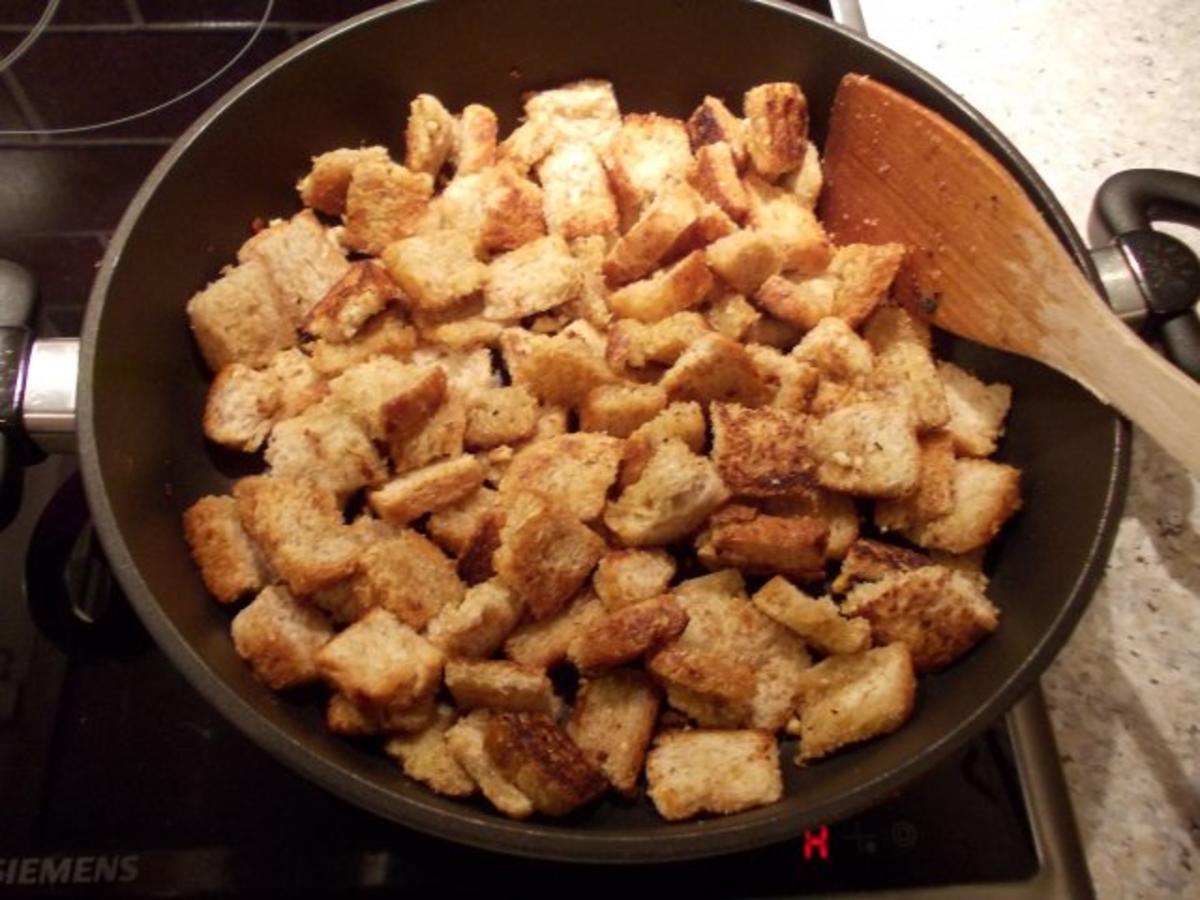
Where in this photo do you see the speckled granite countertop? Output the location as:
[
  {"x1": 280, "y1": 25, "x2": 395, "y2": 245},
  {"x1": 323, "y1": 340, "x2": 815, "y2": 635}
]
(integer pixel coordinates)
[{"x1": 855, "y1": 2, "x2": 1200, "y2": 897}]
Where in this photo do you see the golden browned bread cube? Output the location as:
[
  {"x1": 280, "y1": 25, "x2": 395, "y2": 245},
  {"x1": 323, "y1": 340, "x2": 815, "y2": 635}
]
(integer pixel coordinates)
[
  {"x1": 326, "y1": 690, "x2": 438, "y2": 737},
  {"x1": 316, "y1": 607, "x2": 444, "y2": 706},
  {"x1": 751, "y1": 576, "x2": 870, "y2": 655},
  {"x1": 297, "y1": 145, "x2": 390, "y2": 215},
  {"x1": 661, "y1": 333, "x2": 773, "y2": 407},
  {"x1": 499, "y1": 327, "x2": 616, "y2": 408},
  {"x1": 696, "y1": 506, "x2": 829, "y2": 583},
  {"x1": 523, "y1": 79, "x2": 621, "y2": 153},
  {"x1": 426, "y1": 578, "x2": 525, "y2": 659},
  {"x1": 456, "y1": 508, "x2": 505, "y2": 586},
  {"x1": 445, "y1": 710, "x2": 534, "y2": 819},
  {"x1": 341, "y1": 158, "x2": 434, "y2": 255},
  {"x1": 759, "y1": 487, "x2": 860, "y2": 560},
  {"x1": 537, "y1": 141, "x2": 619, "y2": 239},
  {"x1": 187, "y1": 260, "x2": 296, "y2": 371},
  {"x1": 899, "y1": 458, "x2": 1022, "y2": 553},
  {"x1": 744, "y1": 174, "x2": 833, "y2": 274},
  {"x1": 304, "y1": 311, "x2": 418, "y2": 377},
  {"x1": 303, "y1": 259, "x2": 399, "y2": 344},
  {"x1": 494, "y1": 490, "x2": 606, "y2": 620},
  {"x1": 871, "y1": 340, "x2": 951, "y2": 432},
  {"x1": 810, "y1": 400, "x2": 920, "y2": 498},
  {"x1": 842, "y1": 566, "x2": 999, "y2": 672},
  {"x1": 605, "y1": 439, "x2": 730, "y2": 546},
  {"x1": 498, "y1": 432, "x2": 623, "y2": 522},
  {"x1": 264, "y1": 409, "x2": 386, "y2": 500},
  {"x1": 705, "y1": 229, "x2": 784, "y2": 297},
  {"x1": 603, "y1": 182, "x2": 703, "y2": 286},
  {"x1": 230, "y1": 586, "x2": 332, "y2": 689},
  {"x1": 743, "y1": 82, "x2": 808, "y2": 177},
  {"x1": 238, "y1": 210, "x2": 351, "y2": 325},
  {"x1": 326, "y1": 356, "x2": 443, "y2": 442},
  {"x1": 790, "y1": 643, "x2": 916, "y2": 762},
  {"x1": 754, "y1": 271, "x2": 836, "y2": 331},
  {"x1": 568, "y1": 670, "x2": 661, "y2": 796},
  {"x1": 645, "y1": 730, "x2": 782, "y2": 821},
  {"x1": 405, "y1": 93, "x2": 458, "y2": 176},
  {"x1": 606, "y1": 113, "x2": 695, "y2": 224},
  {"x1": 592, "y1": 549, "x2": 676, "y2": 611},
  {"x1": 792, "y1": 315, "x2": 875, "y2": 382},
  {"x1": 483, "y1": 712, "x2": 609, "y2": 816},
  {"x1": 831, "y1": 538, "x2": 933, "y2": 594},
  {"x1": 504, "y1": 589, "x2": 605, "y2": 668},
  {"x1": 783, "y1": 141, "x2": 823, "y2": 208},
  {"x1": 710, "y1": 401, "x2": 815, "y2": 498},
  {"x1": 389, "y1": 397, "x2": 468, "y2": 472},
  {"x1": 706, "y1": 292, "x2": 761, "y2": 341},
  {"x1": 937, "y1": 361, "x2": 1014, "y2": 457},
  {"x1": 369, "y1": 455, "x2": 484, "y2": 525},
  {"x1": 381, "y1": 230, "x2": 488, "y2": 313},
  {"x1": 690, "y1": 141, "x2": 751, "y2": 223},
  {"x1": 685, "y1": 96, "x2": 747, "y2": 167},
  {"x1": 352, "y1": 531, "x2": 464, "y2": 630},
  {"x1": 483, "y1": 234, "x2": 581, "y2": 322},
  {"x1": 384, "y1": 706, "x2": 476, "y2": 797},
  {"x1": 607, "y1": 251, "x2": 714, "y2": 323},
  {"x1": 233, "y1": 475, "x2": 361, "y2": 595},
  {"x1": 647, "y1": 644, "x2": 757, "y2": 728},
  {"x1": 579, "y1": 383, "x2": 667, "y2": 438},
  {"x1": 875, "y1": 430, "x2": 957, "y2": 531},
  {"x1": 464, "y1": 386, "x2": 539, "y2": 449},
  {"x1": 455, "y1": 103, "x2": 499, "y2": 174},
  {"x1": 202, "y1": 363, "x2": 281, "y2": 452},
  {"x1": 444, "y1": 659, "x2": 558, "y2": 716},
  {"x1": 567, "y1": 594, "x2": 688, "y2": 672},
  {"x1": 864, "y1": 303, "x2": 933, "y2": 353},
  {"x1": 183, "y1": 495, "x2": 269, "y2": 603},
  {"x1": 827, "y1": 243, "x2": 906, "y2": 328},
  {"x1": 426, "y1": 486, "x2": 499, "y2": 555}
]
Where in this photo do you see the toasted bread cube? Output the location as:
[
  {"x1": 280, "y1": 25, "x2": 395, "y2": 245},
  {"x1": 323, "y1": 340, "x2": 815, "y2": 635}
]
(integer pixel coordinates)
[
  {"x1": 828, "y1": 243, "x2": 906, "y2": 327},
  {"x1": 704, "y1": 229, "x2": 784, "y2": 296},
  {"x1": 842, "y1": 566, "x2": 999, "y2": 672},
  {"x1": 755, "y1": 272, "x2": 837, "y2": 331},
  {"x1": 671, "y1": 569, "x2": 812, "y2": 730},
  {"x1": 202, "y1": 363, "x2": 280, "y2": 452},
  {"x1": 264, "y1": 409, "x2": 385, "y2": 500},
  {"x1": 445, "y1": 710, "x2": 534, "y2": 819},
  {"x1": 504, "y1": 589, "x2": 605, "y2": 668},
  {"x1": 483, "y1": 234, "x2": 580, "y2": 322},
  {"x1": 751, "y1": 577, "x2": 870, "y2": 655},
  {"x1": 568, "y1": 670, "x2": 660, "y2": 795},
  {"x1": 563, "y1": 235, "x2": 613, "y2": 328},
  {"x1": 592, "y1": 549, "x2": 676, "y2": 612},
  {"x1": 831, "y1": 538, "x2": 933, "y2": 594},
  {"x1": 405, "y1": 93, "x2": 458, "y2": 176},
  {"x1": 303, "y1": 259, "x2": 398, "y2": 344},
  {"x1": 381, "y1": 230, "x2": 487, "y2": 313},
  {"x1": 369, "y1": 456, "x2": 483, "y2": 525},
  {"x1": 454, "y1": 103, "x2": 498, "y2": 174},
  {"x1": 445, "y1": 659, "x2": 558, "y2": 715},
  {"x1": 619, "y1": 400, "x2": 708, "y2": 488},
  {"x1": 187, "y1": 260, "x2": 295, "y2": 371},
  {"x1": 234, "y1": 475, "x2": 360, "y2": 595},
  {"x1": 316, "y1": 608, "x2": 444, "y2": 706},
  {"x1": 607, "y1": 251, "x2": 714, "y2": 323},
  {"x1": 872, "y1": 341, "x2": 951, "y2": 432},
  {"x1": 783, "y1": 141, "x2": 823, "y2": 208},
  {"x1": 646, "y1": 730, "x2": 782, "y2": 821},
  {"x1": 810, "y1": 401, "x2": 920, "y2": 498},
  {"x1": 635, "y1": 311, "x2": 714, "y2": 366},
  {"x1": 603, "y1": 182, "x2": 702, "y2": 286},
  {"x1": 900, "y1": 458, "x2": 1022, "y2": 553},
  {"x1": 342, "y1": 158, "x2": 434, "y2": 255},
  {"x1": 710, "y1": 402, "x2": 815, "y2": 498},
  {"x1": 477, "y1": 162, "x2": 547, "y2": 252},
  {"x1": 426, "y1": 578, "x2": 524, "y2": 659},
  {"x1": 661, "y1": 333, "x2": 773, "y2": 407},
  {"x1": 304, "y1": 311, "x2": 418, "y2": 376},
  {"x1": 568, "y1": 594, "x2": 688, "y2": 672},
  {"x1": 456, "y1": 509, "x2": 505, "y2": 586},
  {"x1": 607, "y1": 114, "x2": 694, "y2": 223},
  {"x1": 230, "y1": 586, "x2": 332, "y2": 690},
  {"x1": 744, "y1": 313, "x2": 805, "y2": 350},
  {"x1": 647, "y1": 644, "x2": 757, "y2": 727},
  {"x1": 464, "y1": 385, "x2": 539, "y2": 450},
  {"x1": 743, "y1": 82, "x2": 808, "y2": 178},
  {"x1": 327, "y1": 690, "x2": 438, "y2": 737},
  {"x1": 410, "y1": 345, "x2": 499, "y2": 399},
  {"x1": 384, "y1": 706, "x2": 475, "y2": 796},
  {"x1": 297, "y1": 145, "x2": 390, "y2": 215},
  {"x1": 686, "y1": 96, "x2": 747, "y2": 167},
  {"x1": 484, "y1": 712, "x2": 609, "y2": 816},
  {"x1": 327, "y1": 356, "x2": 444, "y2": 442},
  {"x1": 791, "y1": 643, "x2": 916, "y2": 762},
  {"x1": 576, "y1": 383, "x2": 664, "y2": 439},
  {"x1": 498, "y1": 116, "x2": 556, "y2": 172},
  {"x1": 760, "y1": 487, "x2": 859, "y2": 559},
  {"x1": 538, "y1": 141, "x2": 619, "y2": 239},
  {"x1": 697, "y1": 506, "x2": 828, "y2": 582},
  {"x1": 744, "y1": 343, "x2": 818, "y2": 411},
  {"x1": 690, "y1": 141, "x2": 750, "y2": 223},
  {"x1": 184, "y1": 495, "x2": 269, "y2": 603},
  {"x1": 494, "y1": 490, "x2": 606, "y2": 620},
  {"x1": 238, "y1": 210, "x2": 350, "y2": 325},
  {"x1": 704, "y1": 293, "x2": 759, "y2": 343},
  {"x1": 744, "y1": 174, "x2": 833, "y2": 274},
  {"x1": 425, "y1": 487, "x2": 499, "y2": 556},
  {"x1": 500, "y1": 328, "x2": 616, "y2": 408},
  {"x1": 498, "y1": 433, "x2": 623, "y2": 522},
  {"x1": 864, "y1": 304, "x2": 933, "y2": 353},
  {"x1": 265, "y1": 347, "x2": 327, "y2": 419},
  {"x1": 605, "y1": 439, "x2": 730, "y2": 546},
  {"x1": 792, "y1": 316, "x2": 875, "y2": 381},
  {"x1": 876, "y1": 430, "x2": 957, "y2": 531},
  {"x1": 352, "y1": 531, "x2": 464, "y2": 630},
  {"x1": 417, "y1": 314, "x2": 504, "y2": 350},
  {"x1": 524, "y1": 79, "x2": 621, "y2": 153},
  {"x1": 390, "y1": 397, "x2": 468, "y2": 472},
  {"x1": 937, "y1": 362, "x2": 1013, "y2": 457}
]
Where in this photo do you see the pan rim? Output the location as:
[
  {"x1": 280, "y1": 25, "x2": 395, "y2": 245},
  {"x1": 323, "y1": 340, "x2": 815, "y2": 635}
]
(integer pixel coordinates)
[{"x1": 76, "y1": 0, "x2": 1130, "y2": 864}]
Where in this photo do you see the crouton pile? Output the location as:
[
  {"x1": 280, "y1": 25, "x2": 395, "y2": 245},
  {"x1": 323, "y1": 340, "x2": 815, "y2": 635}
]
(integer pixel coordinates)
[{"x1": 183, "y1": 79, "x2": 1023, "y2": 823}]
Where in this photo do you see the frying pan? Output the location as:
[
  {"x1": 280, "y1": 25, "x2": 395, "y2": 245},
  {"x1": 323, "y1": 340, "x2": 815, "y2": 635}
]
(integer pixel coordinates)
[{"x1": 1, "y1": 0, "x2": 1137, "y2": 864}]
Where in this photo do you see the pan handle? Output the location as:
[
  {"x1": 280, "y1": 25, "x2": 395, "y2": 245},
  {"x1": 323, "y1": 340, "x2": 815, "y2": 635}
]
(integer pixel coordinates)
[{"x1": 1088, "y1": 169, "x2": 1200, "y2": 382}]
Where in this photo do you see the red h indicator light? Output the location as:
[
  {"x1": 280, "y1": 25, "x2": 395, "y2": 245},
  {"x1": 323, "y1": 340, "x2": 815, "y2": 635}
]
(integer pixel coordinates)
[{"x1": 803, "y1": 825, "x2": 830, "y2": 861}]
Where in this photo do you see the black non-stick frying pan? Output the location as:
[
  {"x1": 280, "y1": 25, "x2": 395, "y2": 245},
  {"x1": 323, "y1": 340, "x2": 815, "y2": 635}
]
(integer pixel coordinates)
[{"x1": 3, "y1": 0, "x2": 1143, "y2": 864}]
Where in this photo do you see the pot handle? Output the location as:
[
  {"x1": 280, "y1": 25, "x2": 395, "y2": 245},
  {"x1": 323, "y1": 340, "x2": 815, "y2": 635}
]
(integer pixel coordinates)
[{"x1": 1088, "y1": 169, "x2": 1200, "y2": 381}]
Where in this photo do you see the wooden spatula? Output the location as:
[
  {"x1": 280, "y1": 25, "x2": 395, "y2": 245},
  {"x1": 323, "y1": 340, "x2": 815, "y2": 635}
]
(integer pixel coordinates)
[{"x1": 821, "y1": 74, "x2": 1200, "y2": 474}]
